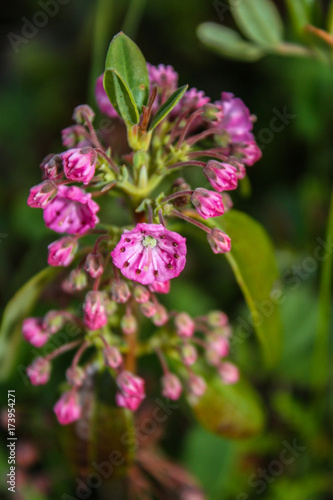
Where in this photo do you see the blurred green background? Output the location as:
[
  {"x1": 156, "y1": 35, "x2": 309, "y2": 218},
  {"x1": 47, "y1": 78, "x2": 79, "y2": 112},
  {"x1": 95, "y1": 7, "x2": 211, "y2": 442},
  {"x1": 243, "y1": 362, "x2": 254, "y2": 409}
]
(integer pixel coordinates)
[{"x1": 1, "y1": 0, "x2": 333, "y2": 499}]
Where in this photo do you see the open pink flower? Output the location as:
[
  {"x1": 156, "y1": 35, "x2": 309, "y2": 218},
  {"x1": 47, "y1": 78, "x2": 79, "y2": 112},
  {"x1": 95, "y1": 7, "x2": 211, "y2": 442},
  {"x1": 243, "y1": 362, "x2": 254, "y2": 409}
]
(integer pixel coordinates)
[
  {"x1": 61, "y1": 147, "x2": 97, "y2": 185},
  {"x1": 111, "y1": 223, "x2": 187, "y2": 285},
  {"x1": 54, "y1": 390, "x2": 82, "y2": 425},
  {"x1": 191, "y1": 188, "x2": 224, "y2": 219},
  {"x1": 215, "y1": 92, "x2": 253, "y2": 142},
  {"x1": 43, "y1": 185, "x2": 99, "y2": 235}
]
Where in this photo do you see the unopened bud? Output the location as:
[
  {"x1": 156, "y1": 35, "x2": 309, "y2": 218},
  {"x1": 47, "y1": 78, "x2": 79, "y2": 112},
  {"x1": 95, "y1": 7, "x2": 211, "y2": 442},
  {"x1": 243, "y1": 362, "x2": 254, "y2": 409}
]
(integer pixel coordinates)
[
  {"x1": 66, "y1": 366, "x2": 85, "y2": 387},
  {"x1": 27, "y1": 181, "x2": 58, "y2": 208},
  {"x1": 104, "y1": 345, "x2": 122, "y2": 369},
  {"x1": 161, "y1": 373, "x2": 182, "y2": 400},
  {"x1": 121, "y1": 314, "x2": 138, "y2": 335},
  {"x1": 41, "y1": 154, "x2": 63, "y2": 180},
  {"x1": 43, "y1": 310, "x2": 66, "y2": 334},
  {"x1": 133, "y1": 285, "x2": 150, "y2": 303},
  {"x1": 180, "y1": 344, "x2": 197, "y2": 366},
  {"x1": 175, "y1": 313, "x2": 195, "y2": 338},
  {"x1": 152, "y1": 304, "x2": 169, "y2": 326},
  {"x1": 26, "y1": 357, "x2": 51, "y2": 386},
  {"x1": 111, "y1": 280, "x2": 131, "y2": 303},
  {"x1": 84, "y1": 253, "x2": 104, "y2": 278},
  {"x1": 188, "y1": 374, "x2": 206, "y2": 397},
  {"x1": 218, "y1": 362, "x2": 239, "y2": 385},
  {"x1": 207, "y1": 228, "x2": 231, "y2": 254},
  {"x1": 73, "y1": 104, "x2": 95, "y2": 125},
  {"x1": 207, "y1": 311, "x2": 229, "y2": 328},
  {"x1": 149, "y1": 281, "x2": 170, "y2": 294},
  {"x1": 67, "y1": 268, "x2": 88, "y2": 291},
  {"x1": 140, "y1": 301, "x2": 157, "y2": 318}
]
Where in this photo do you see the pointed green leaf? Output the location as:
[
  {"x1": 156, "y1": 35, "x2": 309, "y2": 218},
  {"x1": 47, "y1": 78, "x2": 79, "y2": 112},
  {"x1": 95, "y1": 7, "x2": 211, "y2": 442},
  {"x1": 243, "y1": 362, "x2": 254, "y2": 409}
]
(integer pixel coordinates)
[
  {"x1": 189, "y1": 376, "x2": 265, "y2": 439},
  {"x1": 0, "y1": 267, "x2": 60, "y2": 380},
  {"x1": 148, "y1": 84, "x2": 188, "y2": 131},
  {"x1": 197, "y1": 23, "x2": 265, "y2": 62},
  {"x1": 215, "y1": 210, "x2": 283, "y2": 367},
  {"x1": 230, "y1": 0, "x2": 284, "y2": 47},
  {"x1": 104, "y1": 32, "x2": 149, "y2": 125},
  {"x1": 285, "y1": 0, "x2": 313, "y2": 32}
]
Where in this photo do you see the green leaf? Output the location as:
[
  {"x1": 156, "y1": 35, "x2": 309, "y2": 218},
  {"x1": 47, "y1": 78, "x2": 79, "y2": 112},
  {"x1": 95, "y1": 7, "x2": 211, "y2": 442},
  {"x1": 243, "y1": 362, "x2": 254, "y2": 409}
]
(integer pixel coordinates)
[
  {"x1": 328, "y1": 1, "x2": 333, "y2": 35},
  {"x1": 0, "y1": 267, "x2": 60, "y2": 380},
  {"x1": 285, "y1": 0, "x2": 313, "y2": 32},
  {"x1": 104, "y1": 32, "x2": 149, "y2": 125},
  {"x1": 230, "y1": 0, "x2": 284, "y2": 47},
  {"x1": 189, "y1": 376, "x2": 265, "y2": 439},
  {"x1": 215, "y1": 210, "x2": 283, "y2": 367},
  {"x1": 197, "y1": 23, "x2": 264, "y2": 62},
  {"x1": 148, "y1": 84, "x2": 188, "y2": 131}
]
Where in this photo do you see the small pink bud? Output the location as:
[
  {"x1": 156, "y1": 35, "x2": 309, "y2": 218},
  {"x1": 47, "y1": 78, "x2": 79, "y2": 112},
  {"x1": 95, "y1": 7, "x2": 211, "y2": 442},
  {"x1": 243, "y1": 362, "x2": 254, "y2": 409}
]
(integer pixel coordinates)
[
  {"x1": 27, "y1": 181, "x2": 58, "y2": 208},
  {"x1": 61, "y1": 126, "x2": 86, "y2": 149},
  {"x1": 111, "y1": 280, "x2": 131, "y2": 303},
  {"x1": 116, "y1": 393, "x2": 143, "y2": 411},
  {"x1": 120, "y1": 314, "x2": 138, "y2": 335},
  {"x1": 140, "y1": 301, "x2": 157, "y2": 318},
  {"x1": 42, "y1": 154, "x2": 63, "y2": 180},
  {"x1": 26, "y1": 357, "x2": 51, "y2": 385},
  {"x1": 43, "y1": 310, "x2": 66, "y2": 334},
  {"x1": 104, "y1": 298, "x2": 118, "y2": 316},
  {"x1": 104, "y1": 345, "x2": 122, "y2": 369},
  {"x1": 203, "y1": 160, "x2": 238, "y2": 192},
  {"x1": 208, "y1": 335, "x2": 229, "y2": 358},
  {"x1": 207, "y1": 228, "x2": 231, "y2": 254},
  {"x1": 191, "y1": 188, "x2": 224, "y2": 219},
  {"x1": 116, "y1": 371, "x2": 145, "y2": 411},
  {"x1": 133, "y1": 285, "x2": 150, "y2": 303},
  {"x1": 54, "y1": 390, "x2": 82, "y2": 425},
  {"x1": 84, "y1": 253, "x2": 104, "y2": 278},
  {"x1": 207, "y1": 311, "x2": 229, "y2": 328},
  {"x1": 47, "y1": 237, "x2": 78, "y2": 267},
  {"x1": 161, "y1": 373, "x2": 182, "y2": 400},
  {"x1": 222, "y1": 193, "x2": 233, "y2": 212},
  {"x1": 218, "y1": 362, "x2": 239, "y2": 385},
  {"x1": 188, "y1": 374, "x2": 206, "y2": 397},
  {"x1": 175, "y1": 313, "x2": 195, "y2": 338},
  {"x1": 83, "y1": 291, "x2": 108, "y2": 330},
  {"x1": 66, "y1": 366, "x2": 85, "y2": 387},
  {"x1": 68, "y1": 268, "x2": 88, "y2": 291},
  {"x1": 22, "y1": 318, "x2": 49, "y2": 347},
  {"x1": 180, "y1": 344, "x2": 197, "y2": 366},
  {"x1": 61, "y1": 147, "x2": 97, "y2": 185},
  {"x1": 72, "y1": 105, "x2": 95, "y2": 124},
  {"x1": 149, "y1": 281, "x2": 170, "y2": 294},
  {"x1": 152, "y1": 304, "x2": 169, "y2": 326}
]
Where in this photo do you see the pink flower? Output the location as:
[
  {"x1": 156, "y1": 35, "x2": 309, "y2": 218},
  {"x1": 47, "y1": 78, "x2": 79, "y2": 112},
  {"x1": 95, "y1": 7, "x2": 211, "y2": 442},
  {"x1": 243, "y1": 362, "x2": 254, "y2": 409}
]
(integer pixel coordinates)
[
  {"x1": 235, "y1": 140, "x2": 262, "y2": 166},
  {"x1": 215, "y1": 92, "x2": 253, "y2": 142},
  {"x1": 43, "y1": 185, "x2": 99, "y2": 235},
  {"x1": 218, "y1": 362, "x2": 239, "y2": 385},
  {"x1": 179, "y1": 88, "x2": 210, "y2": 113},
  {"x1": 149, "y1": 280, "x2": 170, "y2": 294},
  {"x1": 84, "y1": 253, "x2": 104, "y2": 278},
  {"x1": 22, "y1": 318, "x2": 49, "y2": 347},
  {"x1": 111, "y1": 223, "x2": 187, "y2": 285},
  {"x1": 208, "y1": 335, "x2": 229, "y2": 357},
  {"x1": 47, "y1": 237, "x2": 78, "y2": 267},
  {"x1": 27, "y1": 181, "x2": 58, "y2": 208},
  {"x1": 83, "y1": 291, "x2": 108, "y2": 331},
  {"x1": 95, "y1": 74, "x2": 119, "y2": 118},
  {"x1": 42, "y1": 155, "x2": 63, "y2": 180},
  {"x1": 54, "y1": 390, "x2": 82, "y2": 425},
  {"x1": 161, "y1": 373, "x2": 182, "y2": 400},
  {"x1": 191, "y1": 188, "x2": 224, "y2": 219},
  {"x1": 61, "y1": 147, "x2": 97, "y2": 185},
  {"x1": 203, "y1": 160, "x2": 240, "y2": 192},
  {"x1": 175, "y1": 313, "x2": 195, "y2": 338},
  {"x1": 147, "y1": 63, "x2": 178, "y2": 93},
  {"x1": 207, "y1": 228, "x2": 231, "y2": 254},
  {"x1": 116, "y1": 371, "x2": 145, "y2": 411},
  {"x1": 26, "y1": 357, "x2": 51, "y2": 385}
]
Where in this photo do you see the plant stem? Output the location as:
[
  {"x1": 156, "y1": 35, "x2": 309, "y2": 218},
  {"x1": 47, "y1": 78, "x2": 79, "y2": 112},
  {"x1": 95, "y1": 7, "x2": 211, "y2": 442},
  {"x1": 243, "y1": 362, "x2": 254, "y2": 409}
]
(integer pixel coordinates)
[{"x1": 171, "y1": 209, "x2": 211, "y2": 233}]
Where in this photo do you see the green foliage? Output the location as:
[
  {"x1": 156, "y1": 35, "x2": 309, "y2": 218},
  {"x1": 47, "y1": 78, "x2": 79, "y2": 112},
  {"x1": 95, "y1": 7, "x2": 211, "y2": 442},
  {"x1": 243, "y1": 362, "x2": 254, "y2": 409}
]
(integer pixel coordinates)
[
  {"x1": 104, "y1": 32, "x2": 150, "y2": 125},
  {"x1": 148, "y1": 84, "x2": 188, "y2": 131}
]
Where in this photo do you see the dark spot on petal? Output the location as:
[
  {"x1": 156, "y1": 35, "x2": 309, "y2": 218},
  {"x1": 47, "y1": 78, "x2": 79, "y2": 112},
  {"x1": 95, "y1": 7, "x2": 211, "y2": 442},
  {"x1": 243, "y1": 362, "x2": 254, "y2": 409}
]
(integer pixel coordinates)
[
  {"x1": 167, "y1": 264, "x2": 173, "y2": 269},
  {"x1": 160, "y1": 236, "x2": 165, "y2": 239},
  {"x1": 56, "y1": 211, "x2": 60, "y2": 216},
  {"x1": 174, "y1": 254, "x2": 179, "y2": 259},
  {"x1": 154, "y1": 270, "x2": 159, "y2": 277},
  {"x1": 120, "y1": 247, "x2": 125, "y2": 252},
  {"x1": 136, "y1": 269, "x2": 141, "y2": 275},
  {"x1": 172, "y1": 242, "x2": 178, "y2": 247},
  {"x1": 123, "y1": 262, "x2": 129, "y2": 268},
  {"x1": 125, "y1": 238, "x2": 130, "y2": 242}
]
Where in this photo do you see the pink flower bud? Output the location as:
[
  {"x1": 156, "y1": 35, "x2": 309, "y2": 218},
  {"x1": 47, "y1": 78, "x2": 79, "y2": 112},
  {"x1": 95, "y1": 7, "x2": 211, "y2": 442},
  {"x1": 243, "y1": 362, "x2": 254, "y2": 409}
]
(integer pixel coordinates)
[
  {"x1": 191, "y1": 188, "x2": 224, "y2": 219},
  {"x1": 43, "y1": 185, "x2": 99, "y2": 235},
  {"x1": 218, "y1": 362, "x2": 239, "y2": 385},
  {"x1": 140, "y1": 301, "x2": 157, "y2": 318},
  {"x1": 111, "y1": 280, "x2": 131, "y2": 303},
  {"x1": 83, "y1": 291, "x2": 108, "y2": 331},
  {"x1": 68, "y1": 268, "x2": 88, "y2": 291},
  {"x1": 149, "y1": 280, "x2": 170, "y2": 294},
  {"x1": 207, "y1": 335, "x2": 229, "y2": 358},
  {"x1": 54, "y1": 390, "x2": 82, "y2": 425},
  {"x1": 203, "y1": 160, "x2": 238, "y2": 192},
  {"x1": 61, "y1": 126, "x2": 86, "y2": 149},
  {"x1": 42, "y1": 154, "x2": 63, "y2": 180},
  {"x1": 104, "y1": 298, "x2": 118, "y2": 316},
  {"x1": 121, "y1": 314, "x2": 137, "y2": 335},
  {"x1": 175, "y1": 313, "x2": 195, "y2": 338},
  {"x1": 116, "y1": 371, "x2": 145, "y2": 411},
  {"x1": 161, "y1": 373, "x2": 182, "y2": 400},
  {"x1": 222, "y1": 193, "x2": 233, "y2": 212},
  {"x1": 207, "y1": 228, "x2": 231, "y2": 254},
  {"x1": 104, "y1": 345, "x2": 122, "y2": 369},
  {"x1": 66, "y1": 366, "x2": 85, "y2": 387},
  {"x1": 152, "y1": 304, "x2": 169, "y2": 326},
  {"x1": 27, "y1": 181, "x2": 58, "y2": 208},
  {"x1": 84, "y1": 253, "x2": 104, "y2": 278},
  {"x1": 72, "y1": 105, "x2": 95, "y2": 125},
  {"x1": 180, "y1": 344, "x2": 197, "y2": 366},
  {"x1": 111, "y1": 223, "x2": 187, "y2": 285},
  {"x1": 26, "y1": 357, "x2": 51, "y2": 385},
  {"x1": 61, "y1": 147, "x2": 97, "y2": 185},
  {"x1": 188, "y1": 374, "x2": 206, "y2": 397},
  {"x1": 47, "y1": 237, "x2": 78, "y2": 267},
  {"x1": 43, "y1": 310, "x2": 66, "y2": 334},
  {"x1": 235, "y1": 140, "x2": 262, "y2": 166},
  {"x1": 207, "y1": 311, "x2": 228, "y2": 328},
  {"x1": 133, "y1": 285, "x2": 150, "y2": 303},
  {"x1": 22, "y1": 318, "x2": 49, "y2": 347}
]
